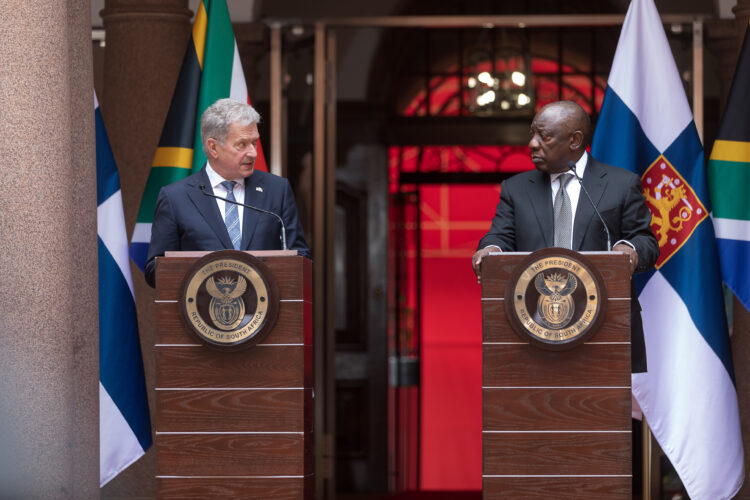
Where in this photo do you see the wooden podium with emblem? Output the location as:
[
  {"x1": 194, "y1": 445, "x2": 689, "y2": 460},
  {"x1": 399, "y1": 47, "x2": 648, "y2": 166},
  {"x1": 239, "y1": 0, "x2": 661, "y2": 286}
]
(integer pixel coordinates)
[
  {"x1": 153, "y1": 250, "x2": 313, "y2": 499},
  {"x1": 480, "y1": 249, "x2": 632, "y2": 499}
]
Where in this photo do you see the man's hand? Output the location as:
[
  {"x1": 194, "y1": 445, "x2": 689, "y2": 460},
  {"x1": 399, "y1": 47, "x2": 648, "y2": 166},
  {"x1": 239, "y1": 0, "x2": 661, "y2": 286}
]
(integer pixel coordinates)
[
  {"x1": 472, "y1": 245, "x2": 501, "y2": 282},
  {"x1": 613, "y1": 242, "x2": 638, "y2": 274}
]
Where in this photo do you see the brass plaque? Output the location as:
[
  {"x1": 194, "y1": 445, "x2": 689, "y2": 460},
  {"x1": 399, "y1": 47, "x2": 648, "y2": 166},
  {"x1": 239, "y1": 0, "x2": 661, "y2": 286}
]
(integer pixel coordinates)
[
  {"x1": 504, "y1": 248, "x2": 608, "y2": 350},
  {"x1": 179, "y1": 250, "x2": 280, "y2": 350}
]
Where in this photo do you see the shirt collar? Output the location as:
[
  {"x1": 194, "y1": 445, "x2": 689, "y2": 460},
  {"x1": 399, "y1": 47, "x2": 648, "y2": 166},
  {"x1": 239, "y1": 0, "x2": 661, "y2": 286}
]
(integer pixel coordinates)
[
  {"x1": 550, "y1": 150, "x2": 588, "y2": 183},
  {"x1": 206, "y1": 161, "x2": 245, "y2": 188}
]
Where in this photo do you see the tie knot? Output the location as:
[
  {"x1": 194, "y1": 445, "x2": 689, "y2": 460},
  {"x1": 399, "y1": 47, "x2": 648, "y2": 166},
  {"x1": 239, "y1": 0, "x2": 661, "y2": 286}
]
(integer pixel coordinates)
[
  {"x1": 559, "y1": 173, "x2": 573, "y2": 188},
  {"x1": 220, "y1": 180, "x2": 236, "y2": 192}
]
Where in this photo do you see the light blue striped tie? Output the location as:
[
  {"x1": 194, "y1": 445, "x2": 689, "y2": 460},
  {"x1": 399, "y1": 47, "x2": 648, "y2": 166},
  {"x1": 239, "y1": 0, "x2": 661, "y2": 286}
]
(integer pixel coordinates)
[{"x1": 221, "y1": 180, "x2": 241, "y2": 250}]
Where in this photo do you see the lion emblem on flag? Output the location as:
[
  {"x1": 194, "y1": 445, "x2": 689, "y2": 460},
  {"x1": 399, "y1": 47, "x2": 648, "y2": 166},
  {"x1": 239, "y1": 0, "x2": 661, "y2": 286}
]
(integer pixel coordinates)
[{"x1": 641, "y1": 155, "x2": 707, "y2": 268}]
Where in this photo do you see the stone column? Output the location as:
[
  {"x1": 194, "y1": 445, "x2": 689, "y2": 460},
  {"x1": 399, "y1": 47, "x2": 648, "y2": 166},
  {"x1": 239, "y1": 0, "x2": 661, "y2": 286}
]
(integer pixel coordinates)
[
  {"x1": 99, "y1": 0, "x2": 191, "y2": 497},
  {"x1": 0, "y1": 1, "x2": 97, "y2": 498}
]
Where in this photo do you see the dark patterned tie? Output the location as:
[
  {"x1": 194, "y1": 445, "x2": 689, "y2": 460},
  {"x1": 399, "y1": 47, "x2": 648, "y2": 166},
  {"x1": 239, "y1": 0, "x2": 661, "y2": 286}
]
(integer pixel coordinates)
[
  {"x1": 220, "y1": 180, "x2": 241, "y2": 250},
  {"x1": 553, "y1": 174, "x2": 574, "y2": 249}
]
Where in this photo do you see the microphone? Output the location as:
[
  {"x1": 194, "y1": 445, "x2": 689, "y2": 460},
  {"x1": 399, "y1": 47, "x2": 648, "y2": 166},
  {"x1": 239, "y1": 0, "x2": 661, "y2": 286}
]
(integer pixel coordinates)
[
  {"x1": 199, "y1": 184, "x2": 287, "y2": 251},
  {"x1": 567, "y1": 161, "x2": 611, "y2": 251}
]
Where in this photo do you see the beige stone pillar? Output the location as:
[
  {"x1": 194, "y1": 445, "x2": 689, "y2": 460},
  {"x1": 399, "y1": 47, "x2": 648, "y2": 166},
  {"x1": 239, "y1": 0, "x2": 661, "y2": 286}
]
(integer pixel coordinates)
[
  {"x1": 0, "y1": 1, "x2": 98, "y2": 497},
  {"x1": 99, "y1": 1, "x2": 191, "y2": 496}
]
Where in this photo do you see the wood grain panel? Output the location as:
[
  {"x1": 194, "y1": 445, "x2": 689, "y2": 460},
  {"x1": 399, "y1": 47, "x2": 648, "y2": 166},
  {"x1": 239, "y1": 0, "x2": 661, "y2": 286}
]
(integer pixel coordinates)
[
  {"x1": 483, "y1": 343, "x2": 630, "y2": 387},
  {"x1": 483, "y1": 387, "x2": 630, "y2": 431},
  {"x1": 155, "y1": 254, "x2": 309, "y2": 301},
  {"x1": 157, "y1": 477, "x2": 307, "y2": 500},
  {"x1": 481, "y1": 253, "x2": 631, "y2": 299},
  {"x1": 483, "y1": 432, "x2": 630, "y2": 475},
  {"x1": 156, "y1": 389, "x2": 310, "y2": 432},
  {"x1": 482, "y1": 299, "x2": 630, "y2": 343},
  {"x1": 483, "y1": 476, "x2": 630, "y2": 499},
  {"x1": 156, "y1": 434, "x2": 304, "y2": 476},
  {"x1": 156, "y1": 301, "x2": 307, "y2": 345},
  {"x1": 156, "y1": 345, "x2": 304, "y2": 388}
]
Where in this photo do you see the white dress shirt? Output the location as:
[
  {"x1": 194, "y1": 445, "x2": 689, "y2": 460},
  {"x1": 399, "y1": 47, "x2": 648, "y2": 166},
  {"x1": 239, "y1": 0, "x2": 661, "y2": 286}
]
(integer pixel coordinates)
[{"x1": 206, "y1": 162, "x2": 246, "y2": 235}]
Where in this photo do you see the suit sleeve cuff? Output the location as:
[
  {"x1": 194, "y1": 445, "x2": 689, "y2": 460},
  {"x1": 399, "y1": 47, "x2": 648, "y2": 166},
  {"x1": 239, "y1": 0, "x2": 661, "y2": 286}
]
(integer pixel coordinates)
[{"x1": 613, "y1": 239, "x2": 636, "y2": 251}]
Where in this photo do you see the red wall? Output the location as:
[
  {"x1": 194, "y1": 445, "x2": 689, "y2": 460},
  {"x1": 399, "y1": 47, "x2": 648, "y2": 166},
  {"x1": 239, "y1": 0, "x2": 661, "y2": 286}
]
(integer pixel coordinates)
[{"x1": 418, "y1": 185, "x2": 500, "y2": 490}]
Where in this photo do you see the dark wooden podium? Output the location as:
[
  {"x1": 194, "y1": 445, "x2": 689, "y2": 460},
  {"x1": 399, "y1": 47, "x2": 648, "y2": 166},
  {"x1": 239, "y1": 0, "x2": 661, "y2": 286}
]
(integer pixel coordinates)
[
  {"x1": 153, "y1": 251, "x2": 313, "y2": 499},
  {"x1": 481, "y1": 252, "x2": 631, "y2": 499}
]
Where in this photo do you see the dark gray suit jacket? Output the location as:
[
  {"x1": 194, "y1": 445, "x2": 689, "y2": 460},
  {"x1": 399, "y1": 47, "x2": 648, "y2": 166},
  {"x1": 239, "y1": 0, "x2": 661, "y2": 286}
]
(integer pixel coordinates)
[
  {"x1": 477, "y1": 157, "x2": 659, "y2": 372},
  {"x1": 145, "y1": 168, "x2": 310, "y2": 287}
]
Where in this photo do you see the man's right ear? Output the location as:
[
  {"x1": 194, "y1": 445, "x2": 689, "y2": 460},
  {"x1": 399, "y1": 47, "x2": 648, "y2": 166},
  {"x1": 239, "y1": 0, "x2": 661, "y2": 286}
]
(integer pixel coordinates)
[{"x1": 206, "y1": 138, "x2": 218, "y2": 159}]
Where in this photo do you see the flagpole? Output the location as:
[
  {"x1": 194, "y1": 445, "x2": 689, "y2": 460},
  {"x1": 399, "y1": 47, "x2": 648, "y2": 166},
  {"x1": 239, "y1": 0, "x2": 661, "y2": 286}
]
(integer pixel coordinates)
[
  {"x1": 270, "y1": 23, "x2": 283, "y2": 177},
  {"x1": 642, "y1": 418, "x2": 652, "y2": 500},
  {"x1": 693, "y1": 19, "x2": 704, "y2": 142}
]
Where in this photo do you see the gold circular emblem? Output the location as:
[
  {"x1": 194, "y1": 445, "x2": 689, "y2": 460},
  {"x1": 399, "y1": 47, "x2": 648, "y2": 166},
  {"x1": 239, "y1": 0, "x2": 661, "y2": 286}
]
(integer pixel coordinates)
[
  {"x1": 179, "y1": 250, "x2": 280, "y2": 350},
  {"x1": 505, "y1": 248, "x2": 607, "y2": 350}
]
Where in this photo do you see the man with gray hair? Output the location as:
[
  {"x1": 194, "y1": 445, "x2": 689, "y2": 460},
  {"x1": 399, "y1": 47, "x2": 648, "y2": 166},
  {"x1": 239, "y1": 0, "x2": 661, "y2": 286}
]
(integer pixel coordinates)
[{"x1": 145, "y1": 98, "x2": 310, "y2": 287}]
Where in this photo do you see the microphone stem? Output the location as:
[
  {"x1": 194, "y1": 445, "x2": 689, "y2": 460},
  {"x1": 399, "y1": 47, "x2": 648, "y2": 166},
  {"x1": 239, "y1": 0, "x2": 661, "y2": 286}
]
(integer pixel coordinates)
[{"x1": 568, "y1": 163, "x2": 612, "y2": 251}]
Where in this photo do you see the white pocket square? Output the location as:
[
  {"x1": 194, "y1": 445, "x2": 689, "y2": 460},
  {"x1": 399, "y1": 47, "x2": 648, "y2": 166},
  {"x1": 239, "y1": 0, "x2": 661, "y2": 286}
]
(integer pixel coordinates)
[{"x1": 256, "y1": 186, "x2": 263, "y2": 192}]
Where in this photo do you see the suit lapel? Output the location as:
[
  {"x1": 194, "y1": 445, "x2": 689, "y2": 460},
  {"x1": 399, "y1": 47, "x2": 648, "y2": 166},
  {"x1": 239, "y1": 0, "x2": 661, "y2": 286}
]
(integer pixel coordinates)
[
  {"x1": 186, "y1": 168, "x2": 234, "y2": 249},
  {"x1": 572, "y1": 158, "x2": 607, "y2": 250},
  {"x1": 240, "y1": 173, "x2": 264, "y2": 250},
  {"x1": 527, "y1": 171, "x2": 554, "y2": 248}
]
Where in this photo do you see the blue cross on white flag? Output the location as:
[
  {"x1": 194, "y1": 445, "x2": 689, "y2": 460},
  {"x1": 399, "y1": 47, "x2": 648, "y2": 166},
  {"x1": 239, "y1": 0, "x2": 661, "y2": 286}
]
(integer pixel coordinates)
[
  {"x1": 96, "y1": 93, "x2": 152, "y2": 486},
  {"x1": 591, "y1": 1, "x2": 744, "y2": 498}
]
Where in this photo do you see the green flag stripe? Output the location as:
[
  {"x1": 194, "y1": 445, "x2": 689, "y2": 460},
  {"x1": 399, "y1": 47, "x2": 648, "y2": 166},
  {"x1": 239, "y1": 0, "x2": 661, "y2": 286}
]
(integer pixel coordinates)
[
  {"x1": 708, "y1": 159, "x2": 750, "y2": 220},
  {"x1": 191, "y1": 0, "x2": 235, "y2": 172},
  {"x1": 135, "y1": 167, "x2": 193, "y2": 221}
]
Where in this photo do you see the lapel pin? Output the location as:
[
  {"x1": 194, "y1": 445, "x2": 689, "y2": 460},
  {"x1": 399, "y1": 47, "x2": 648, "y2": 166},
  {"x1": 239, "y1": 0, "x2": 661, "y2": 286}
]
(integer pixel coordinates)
[{"x1": 256, "y1": 186, "x2": 263, "y2": 192}]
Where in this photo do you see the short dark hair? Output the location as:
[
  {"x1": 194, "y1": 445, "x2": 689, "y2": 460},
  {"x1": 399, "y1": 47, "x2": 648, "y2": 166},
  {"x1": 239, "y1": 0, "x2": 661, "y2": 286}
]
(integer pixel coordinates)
[{"x1": 539, "y1": 100, "x2": 593, "y2": 148}]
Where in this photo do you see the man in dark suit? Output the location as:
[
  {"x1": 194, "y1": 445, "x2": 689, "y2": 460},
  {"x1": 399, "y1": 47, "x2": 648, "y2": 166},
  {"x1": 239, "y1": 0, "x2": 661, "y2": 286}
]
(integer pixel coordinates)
[
  {"x1": 472, "y1": 100, "x2": 658, "y2": 372},
  {"x1": 145, "y1": 98, "x2": 310, "y2": 288}
]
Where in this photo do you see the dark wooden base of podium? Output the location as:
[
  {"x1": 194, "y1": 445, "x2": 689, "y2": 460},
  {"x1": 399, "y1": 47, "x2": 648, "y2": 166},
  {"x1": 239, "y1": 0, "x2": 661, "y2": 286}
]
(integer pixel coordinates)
[
  {"x1": 154, "y1": 253, "x2": 313, "y2": 499},
  {"x1": 481, "y1": 253, "x2": 632, "y2": 499}
]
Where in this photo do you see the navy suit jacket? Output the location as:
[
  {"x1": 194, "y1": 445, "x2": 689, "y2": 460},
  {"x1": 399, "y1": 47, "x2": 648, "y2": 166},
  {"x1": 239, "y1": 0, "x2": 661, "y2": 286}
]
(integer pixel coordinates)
[
  {"x1": 477, "y1": 157, "x2": 659, "y2": 372},
  {"x1": 145, "y1": 168, "x2": 310, "y2": 287}
]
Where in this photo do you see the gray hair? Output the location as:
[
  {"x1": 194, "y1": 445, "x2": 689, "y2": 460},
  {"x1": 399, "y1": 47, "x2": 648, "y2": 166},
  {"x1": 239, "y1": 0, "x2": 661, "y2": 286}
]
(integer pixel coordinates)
[{"x1": 200, "y1": 98, "x2": 261, "y2": 156}]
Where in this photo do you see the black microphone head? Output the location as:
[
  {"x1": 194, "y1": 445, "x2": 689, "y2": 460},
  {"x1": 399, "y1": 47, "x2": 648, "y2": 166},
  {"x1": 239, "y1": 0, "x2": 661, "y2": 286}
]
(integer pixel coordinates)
[
  {"x1": 199, "y1": 184, "x2": 207, "y2": 191},
  {"x1": 567, "y1": 161, "x2": 577, "y2": 171}
]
